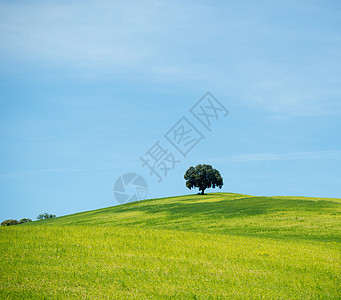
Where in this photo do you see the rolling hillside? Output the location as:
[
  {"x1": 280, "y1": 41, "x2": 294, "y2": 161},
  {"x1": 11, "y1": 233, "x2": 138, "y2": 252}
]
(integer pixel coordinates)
[{"x1": 1, "y1": 193, "x2": 340, "y2": 299}]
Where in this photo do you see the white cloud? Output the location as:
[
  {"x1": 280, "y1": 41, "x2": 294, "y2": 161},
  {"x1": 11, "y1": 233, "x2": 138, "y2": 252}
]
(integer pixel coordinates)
[
  {"x1": 210, "y1": 150, "x2": 341, "y2": 163},
  {"x1": 1, "y1": 0, "x2": 341, "y2": 117},
  {"x1": 0, "y1": 1, "x2": 215, "y2": 68},
  {"x1": 0, "y1": 1, "x2": 163, "y2": 68},
  {"x1": 0, "y1": 165, "x2": 122, "y2": 178},
  {"x1": 241, "y1": 64, "x2": 341, "y2": 117}
]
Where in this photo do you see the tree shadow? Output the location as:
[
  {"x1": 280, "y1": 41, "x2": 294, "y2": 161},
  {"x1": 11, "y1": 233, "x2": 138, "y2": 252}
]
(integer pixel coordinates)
[{"x1": 106, "y1": 194, "x2": 340, "y2": 243}]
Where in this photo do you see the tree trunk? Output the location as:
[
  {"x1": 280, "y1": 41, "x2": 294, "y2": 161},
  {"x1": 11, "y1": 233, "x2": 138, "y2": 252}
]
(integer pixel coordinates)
[{"x1": 201, "y1": 189, "x2": 205, "y2": 195}]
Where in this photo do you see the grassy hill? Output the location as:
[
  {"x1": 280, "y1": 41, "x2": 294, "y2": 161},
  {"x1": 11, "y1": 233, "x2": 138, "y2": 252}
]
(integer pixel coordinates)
[{"x1": 1, "y1": 193, "x2": 340, "y2": 299}]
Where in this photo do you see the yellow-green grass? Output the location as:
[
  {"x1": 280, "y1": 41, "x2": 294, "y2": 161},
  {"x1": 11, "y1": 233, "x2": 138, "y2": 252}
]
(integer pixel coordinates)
[{"x1": 1, "y1": 193, "x2": 340, "y2": 299}]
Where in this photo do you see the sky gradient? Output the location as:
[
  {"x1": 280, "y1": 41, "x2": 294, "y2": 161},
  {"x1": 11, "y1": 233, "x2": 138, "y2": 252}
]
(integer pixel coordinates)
[{"x1": 1, "y1": 0, "x2": 340, "y2": 222}]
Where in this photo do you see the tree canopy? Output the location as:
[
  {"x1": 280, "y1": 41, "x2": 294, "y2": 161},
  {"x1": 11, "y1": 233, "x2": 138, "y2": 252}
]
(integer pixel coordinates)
[
  {"x1": 184, "y1": 164, "x2": 223, "y2": 194},
  {"x1": 37, "y1": 213, "x2": 56, "y2": 220}
]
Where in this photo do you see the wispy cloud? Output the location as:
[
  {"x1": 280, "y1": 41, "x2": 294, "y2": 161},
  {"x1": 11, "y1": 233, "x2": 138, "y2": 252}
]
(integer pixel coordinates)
[
  {"x1": 1, "y1": 1, "x2": 340, "y2": 117},
  {"x1": 0, "y1": 1, "x2": 156, "y2": 68},
  {"x1": 241, "y1": 65, "x2": 341, "y2": 117},
  {"x1": 0, "y1": 1, "x2": 207, "y2": 73},
  {"x1": 0, "y1": 166, "x2": 122, "y2": 178},
  {"x1": 210, "y1": 150, "x2": 341, "y2": 163}
]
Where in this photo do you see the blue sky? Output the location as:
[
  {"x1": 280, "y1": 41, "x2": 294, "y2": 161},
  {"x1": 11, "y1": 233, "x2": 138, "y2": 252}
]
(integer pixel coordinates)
[{"x1": 1, "y1": 0, "x2": 340, "y2": 221}]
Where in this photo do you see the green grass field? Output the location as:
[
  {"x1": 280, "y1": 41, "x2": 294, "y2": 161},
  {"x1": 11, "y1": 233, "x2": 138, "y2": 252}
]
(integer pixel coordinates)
[{"x1": 1, "y1": 193, "x2": 340, "y2": 299}]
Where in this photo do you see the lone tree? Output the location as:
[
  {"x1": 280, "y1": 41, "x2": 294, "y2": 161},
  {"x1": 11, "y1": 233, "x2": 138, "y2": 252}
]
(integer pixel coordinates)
[{"x1": 184, "y1": 164, "x2": 223, "y2": 195}]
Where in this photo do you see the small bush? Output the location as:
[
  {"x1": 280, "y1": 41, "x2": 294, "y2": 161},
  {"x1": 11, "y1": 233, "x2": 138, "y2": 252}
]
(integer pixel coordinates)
[
  {"x1": 1, "y1": 219, "x2": 19, "y2": 226},
  {"x1": 19, "y1": 218, "x2": 32, "y2": 224}
]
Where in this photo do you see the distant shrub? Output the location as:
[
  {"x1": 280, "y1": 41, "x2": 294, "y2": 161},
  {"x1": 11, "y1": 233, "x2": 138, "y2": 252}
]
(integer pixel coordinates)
[
  {"x1": 19, "y1": 218, "x2": 32, "y2": 224},
  {"x1": 1, "y1": 219, "x2": 19, "y2": 226},
  {"x1": 37, "y1": 213, "x2": 56, "y2": 220}
]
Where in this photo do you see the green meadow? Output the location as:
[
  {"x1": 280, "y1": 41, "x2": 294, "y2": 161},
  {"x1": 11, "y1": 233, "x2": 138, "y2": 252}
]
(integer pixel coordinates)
[{"x1": 1, "y1": 193, "x2": 340, "y2": 299}]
